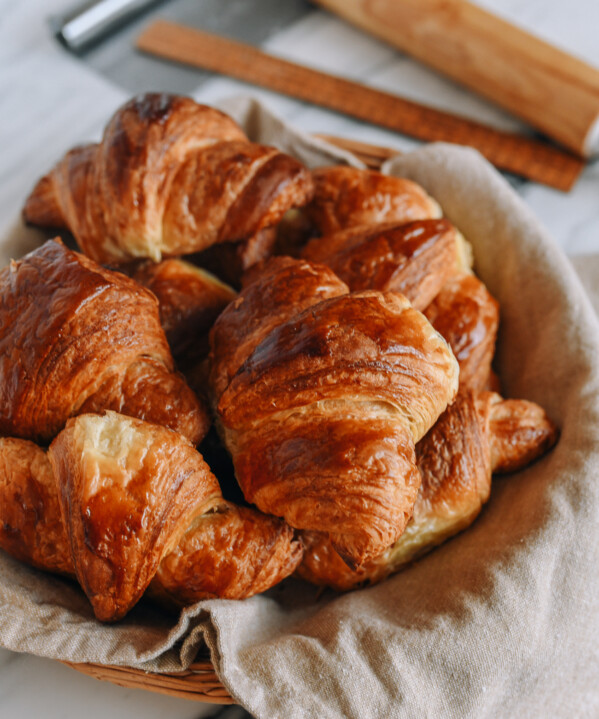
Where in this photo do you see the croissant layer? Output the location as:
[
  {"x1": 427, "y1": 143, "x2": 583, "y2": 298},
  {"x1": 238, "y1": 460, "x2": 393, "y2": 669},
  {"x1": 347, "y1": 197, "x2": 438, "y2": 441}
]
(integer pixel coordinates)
[
  {"x1": 219, "y1": 290, "x2": 458, "y2": 442},
  {"x1": 153, "y1": 499, "x2": 303, "y2": 605},
  {"x1": 424, "y1": 273, "x2": 499, "y2": 391},
  {"x1": 230, "y1": 402, "x2": 420, "y2": 565},
  {"x1": 209, "y1": 256, "x2": 349, "y2": 403}
]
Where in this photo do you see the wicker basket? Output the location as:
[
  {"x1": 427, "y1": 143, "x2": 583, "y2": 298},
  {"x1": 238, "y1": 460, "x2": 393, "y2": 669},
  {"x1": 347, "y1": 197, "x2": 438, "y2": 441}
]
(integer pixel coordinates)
[{"x1": 62, "y1": 657, "x2": 234, "y2": 704}]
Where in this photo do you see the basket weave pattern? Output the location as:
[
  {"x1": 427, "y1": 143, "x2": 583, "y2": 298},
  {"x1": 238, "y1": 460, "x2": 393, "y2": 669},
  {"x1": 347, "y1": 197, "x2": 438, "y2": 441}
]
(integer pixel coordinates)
[{"x1": 63, "y1": 659, "x2": 234, "y2": 704}]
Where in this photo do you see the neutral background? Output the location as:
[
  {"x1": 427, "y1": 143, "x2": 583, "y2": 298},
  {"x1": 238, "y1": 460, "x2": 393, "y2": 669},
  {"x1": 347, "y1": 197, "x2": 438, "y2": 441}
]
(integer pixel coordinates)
[{"x1": 1, "y1": 0, "x2": 598, "y2": 717}]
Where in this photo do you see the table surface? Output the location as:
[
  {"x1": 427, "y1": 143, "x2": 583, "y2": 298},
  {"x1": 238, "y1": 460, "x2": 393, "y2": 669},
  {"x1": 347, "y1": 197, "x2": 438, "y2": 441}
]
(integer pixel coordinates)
[{"x1": 1, "y1": 1, "x2": 598, "y2": 717}]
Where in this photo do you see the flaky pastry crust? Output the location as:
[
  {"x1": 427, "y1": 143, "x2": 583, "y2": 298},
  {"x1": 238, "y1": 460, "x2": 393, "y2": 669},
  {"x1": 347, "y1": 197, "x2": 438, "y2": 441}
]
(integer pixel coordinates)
[
  {"x1": 306, "y1": 165, "x2": 441, "y2": 236},
  {"x1": 0, "y1": 437, "x2": 73, "y2": 576},
  {"x1": 0, "y1": 239, "x2": 208, "y2": 444},
  {"x1": 302, "y1": 218, "x2": 459, "y2": 310},
  {"x1": 49, "y1": 412, "x2": 222, "y2": 621},
  {"x1": 298, "y1": 391, "x2": 558, "y2": 590},
  {"x1": 152, "y1": 498, "x2": 303, "y2": 606},
  {"x1": 209, "y1": 256, "x2": 349, "y2": 403},
  {"x1": 23, "y1": 94, "x2": 314, "y2": 264},
  {"x1": 424, "y1": 272, "x2": 500, "y2": 391},
  {"x1": 210, "y1": 258, "x2": 459, "y2": 566}
]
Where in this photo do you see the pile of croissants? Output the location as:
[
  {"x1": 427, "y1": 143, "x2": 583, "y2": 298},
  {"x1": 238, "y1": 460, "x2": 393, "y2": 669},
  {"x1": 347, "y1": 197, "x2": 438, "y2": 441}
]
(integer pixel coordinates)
[{"x1": 0, "y1": 93, "x2": 558, "y2": 623}]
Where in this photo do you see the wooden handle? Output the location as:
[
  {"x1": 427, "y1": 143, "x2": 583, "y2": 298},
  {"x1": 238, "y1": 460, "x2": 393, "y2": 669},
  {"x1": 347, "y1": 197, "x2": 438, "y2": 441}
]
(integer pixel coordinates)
[
  {"x1": 136, "y1": 21, "x2": 584, "y2": 191},
  {"x1": 313, "y1": 0, "x2": 599, "y2": 157}
]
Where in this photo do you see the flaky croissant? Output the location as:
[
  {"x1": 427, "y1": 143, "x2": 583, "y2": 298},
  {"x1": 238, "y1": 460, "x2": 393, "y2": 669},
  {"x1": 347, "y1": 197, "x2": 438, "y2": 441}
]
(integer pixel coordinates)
[
  {"x1": 130, "y1": 258, "x2": 236, "y2": 367},
  {"x1": 0, "y1": 239, "x2": 209, "y2": 444},
  {"x1": 0, "y1": 437, "x2": 73, "y2": 576},
  {"x1": 0, "y1": 411, "x2": 303, "y2": 622},
  {"x1": 301, "y1": 218, "x2": 460, "y2": 311},
  {"x1": 424, "y1": 272, "x2": 500, "y2": 391},
  {"x1": 210, "y1": 257, "x2": 459, "y2": 567},
  {"x1": 305, "y1": 165, "x2": 441, "y2": 236},
  {"x1": 298, "y1": 390, "x2": 558, "y2": 590},
  {"x1": 23, "y1": 94, "x2": 314, "y2": 265}
]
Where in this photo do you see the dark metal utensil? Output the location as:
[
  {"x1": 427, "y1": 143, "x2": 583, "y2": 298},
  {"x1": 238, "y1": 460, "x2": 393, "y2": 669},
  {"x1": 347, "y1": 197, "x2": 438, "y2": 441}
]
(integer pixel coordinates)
[{"x1": 54, "y1": 0, "x2": 165, "y2": 52}]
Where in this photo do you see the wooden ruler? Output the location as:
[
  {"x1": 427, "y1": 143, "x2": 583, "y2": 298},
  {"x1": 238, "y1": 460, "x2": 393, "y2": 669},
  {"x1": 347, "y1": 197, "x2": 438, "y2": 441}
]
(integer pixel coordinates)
[{"x1": 136, "y1": 20, "x2": 585, "y2": 191}]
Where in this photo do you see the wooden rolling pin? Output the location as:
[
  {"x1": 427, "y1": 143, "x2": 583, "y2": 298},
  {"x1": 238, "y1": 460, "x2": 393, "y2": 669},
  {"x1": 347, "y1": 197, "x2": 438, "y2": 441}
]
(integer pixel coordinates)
[{"x1": 313, "y1": 0, "x2": 599, "y2": 157}]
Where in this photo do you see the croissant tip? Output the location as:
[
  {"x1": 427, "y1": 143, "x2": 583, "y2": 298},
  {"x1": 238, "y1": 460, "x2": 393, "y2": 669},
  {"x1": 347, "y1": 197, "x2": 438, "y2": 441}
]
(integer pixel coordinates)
[{"x1": 23, "y1": 174, "x2": 64, "y2": 228}]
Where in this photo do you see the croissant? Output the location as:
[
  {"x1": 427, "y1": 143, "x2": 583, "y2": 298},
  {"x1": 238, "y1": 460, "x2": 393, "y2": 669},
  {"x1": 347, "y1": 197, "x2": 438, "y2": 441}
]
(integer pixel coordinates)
[
  {"x1": 23, "y1": 94, "x2": 314, "y2": 266},
  {"x1": 129, "y1": 258, "x2": 236, "y2": 367},
  {"x1": 192, "y1": 225, "x2": 279, "y2": 288},
  {"x1": 301, "y1": 218, "x2": 460, "y2": 311},
  {"x1": 0, "y1": 411, "x2": 303, "y2": 621},
  {"x1": 151, "y1": 499, "x2": 303, "y2": 608},
  {"x1": 305, "y1": 165, "x2": 442, "y2": 236},
  {"x1": 424, "y1": 272, "x2": 500, "y2": 391},
  {"x1": 298, "y1": 390, "x2": 558, "y2": 590},
  {"x1": 210, "y1": 256, "x2": 349, "y2": 403},
  {"x1": 0, "y1": 437, "x2": 73, "y2": 576},
  {"x1": 210, "y1": 257, "x2": 459, "y2": 567},
  {"x1": 0, "y1": 239, "x2": 209, "y2": 444}
]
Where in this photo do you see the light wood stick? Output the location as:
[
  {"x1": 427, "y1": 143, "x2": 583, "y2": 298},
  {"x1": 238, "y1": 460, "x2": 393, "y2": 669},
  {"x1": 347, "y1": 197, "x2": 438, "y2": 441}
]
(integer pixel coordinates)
[
  {"x1": 315, "y1": 134, "x2": 399, "y2": 169},
  {"x1": 313, "y1": 0, "x2": 599, "y2": 157},
  {"x1": 136, "y1": 20, "x2": 585, "y2": 191}
]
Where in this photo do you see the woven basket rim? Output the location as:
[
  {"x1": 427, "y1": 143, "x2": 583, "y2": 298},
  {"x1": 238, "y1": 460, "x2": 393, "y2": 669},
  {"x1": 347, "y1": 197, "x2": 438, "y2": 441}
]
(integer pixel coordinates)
[{"x1": 62, "y1": 659, "x2": 235, "y2": 704}]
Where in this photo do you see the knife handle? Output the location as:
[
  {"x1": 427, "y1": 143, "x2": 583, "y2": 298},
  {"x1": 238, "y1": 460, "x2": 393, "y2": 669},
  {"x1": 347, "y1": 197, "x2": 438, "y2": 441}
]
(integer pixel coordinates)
[{"x1": 56, "y1": 0, "x2": 162, "y2": 52}]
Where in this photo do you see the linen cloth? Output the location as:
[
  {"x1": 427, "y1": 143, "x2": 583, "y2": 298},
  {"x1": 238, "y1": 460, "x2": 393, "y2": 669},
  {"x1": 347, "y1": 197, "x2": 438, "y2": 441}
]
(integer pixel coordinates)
[{"x1": 0, "y1": 99, "x2": 598, "y2": 718}]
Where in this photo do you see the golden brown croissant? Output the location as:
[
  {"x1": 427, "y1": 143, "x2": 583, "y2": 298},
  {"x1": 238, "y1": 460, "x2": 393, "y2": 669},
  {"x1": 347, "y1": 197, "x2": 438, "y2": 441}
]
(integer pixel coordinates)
[
  {"x1": 23, "y1": 94, "x2": 314, "y2": 265},
  {"x1": 298, "y1": 390, "x2": 558, "y2": 590},
  {"x1": 152, "y1": 498, "x2": 303, "y2": 607},
  {"x1": 0, "y1": 411, "x2": 303, "y2": 621},
  {"x1": 192, "y1": 226, "x2": 279, "y2": 288},
  {"x1": 0, "y1": 437, "x2": 73, "y2": 576},
  {"x1": 305, "y1": 165, "x2": 441, "y2": 236},
  {"x1": 424, "y1": 272, "x2": 500, "y2": 391},
  {"x1": 130, "y1": 258, "x2": 236, "y2": 367},
  {"x1": 301, "y1": 218, "x2": 459, "y2": 311},
  {"x1": 210, "y1": 257, "x2": 459, "y2": 567},
  {"x1": 49, "y1": 412, "x2": 223, "y2": 621},
  {"x1": 0, "y1": 239, "x2": 209, "y2": 444}
]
